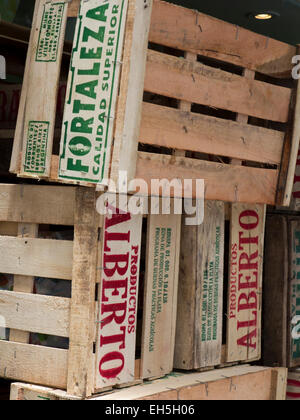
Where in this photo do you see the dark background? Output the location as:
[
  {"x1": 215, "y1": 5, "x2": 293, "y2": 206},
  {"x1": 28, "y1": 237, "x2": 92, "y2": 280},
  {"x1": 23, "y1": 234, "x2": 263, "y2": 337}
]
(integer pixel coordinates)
[{"x1": 4, "y1": 0, "x2": 300, "y2": 45}]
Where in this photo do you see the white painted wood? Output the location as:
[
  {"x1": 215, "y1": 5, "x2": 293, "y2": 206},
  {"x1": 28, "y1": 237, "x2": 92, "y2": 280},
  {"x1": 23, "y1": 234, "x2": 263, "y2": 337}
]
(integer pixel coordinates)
[
  {"x1": 110, "y1": 0, "x2": 153, "y2": 189},
  {"x1": 95, "y1": 206, "x2": 143, "y2": 390}
]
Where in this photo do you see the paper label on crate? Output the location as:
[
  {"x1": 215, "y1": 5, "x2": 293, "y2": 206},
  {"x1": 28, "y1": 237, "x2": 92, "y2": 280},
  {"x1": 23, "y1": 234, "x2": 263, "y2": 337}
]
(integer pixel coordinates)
[
  {"x1": 148, "y1": 226, "x2": 173, "y2": 352},
  {"x1": 59, "y1": 0, "x2": 128, "y2": 185},
  {"x1": 227, "y1": 204, "x2": 265, "y2": 363},
  {"x1": 141, "y1": 215, "x2": 181, "y2": 379},
  {"x1": 36, "y1": 2, "x2": 66, "y2": 62},
  {"x1": 201, "y1": 226, "x2": 222, "y2": 344},
  {"x1": 290, "y1": 224, "x2": 300, "y2": 364},
  {"x1": 24, "y1": 121, "x2": 49, "y2": 174},
  {"x1": 95, "y1": 205, "x2": 143, "y2": 389}
]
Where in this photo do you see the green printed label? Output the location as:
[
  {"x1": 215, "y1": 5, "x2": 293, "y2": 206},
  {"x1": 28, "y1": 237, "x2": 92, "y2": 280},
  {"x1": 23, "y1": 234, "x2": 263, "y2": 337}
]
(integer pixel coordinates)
[
  {"x1": 24, "y1": 121, "x2": 49, "y2": 174},
  {"x1": 149, "y1": 227, "x2": 172, "y2": 352},
  {"x1": 201, "y1": 226, "x2": 221, "y2": 343},
  {"x1": 59, "y1": 0, "x2": 127, "y2": 184},
  {"x1": 36, "y1": 2, "x2": 65, "y2": 62}
]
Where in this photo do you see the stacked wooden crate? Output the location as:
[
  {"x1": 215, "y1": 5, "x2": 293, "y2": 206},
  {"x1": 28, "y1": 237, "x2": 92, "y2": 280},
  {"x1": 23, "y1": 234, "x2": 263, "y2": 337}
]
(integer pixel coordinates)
[
  {"x1": 1, "y1": 0, "x2": 299, "y2": 400},
  {"x1": 175, "y1": 203, "x2": 266, "y2": 371},
  {"x1": 0, "y1": 184, "x2": 183, "y2": 397}
]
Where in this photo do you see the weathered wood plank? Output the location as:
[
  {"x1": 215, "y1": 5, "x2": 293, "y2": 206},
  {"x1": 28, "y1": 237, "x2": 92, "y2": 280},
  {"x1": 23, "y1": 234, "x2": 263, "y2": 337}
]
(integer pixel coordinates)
[
  {"x1": 149, "y1": 0, "x2": 296, "y2": 78},
  {"x1": 95, "y1": 206, "x2": 143, "y2": 390},
  {"x1": 145, "y1": 50, "x2": 291, "y2": 123},
  {"x1": 140, "y1": 102, "x2": 284, "y2": 165},
  {"x1": 0, "y1": 184, "x2": 76, "y2": 226},
  {"x1": 0, "y1": 236, "x2": 73, "y2": 280},
  {"x1": 263, "y1": 215, "x2": 288, "y2": 367},
  {"x1": 226, "y1": 204, "x2": 266, "y2": 362},
  {"x1": 288, "y1": 220, "x2": 300, "y2": 367},
  {"x1": 136, "y1": 152, "x2": 278, "y2": 205},
  {"x1": 59, "y1": 0, "x2": 128, "y2": 185},
  {"x1": 9, "y1": 223, "x2": 38, "y2": 344},
  {"x1": 9, "y1": 2, "x2": 39, "y2": 173},
  {"x1": 194, "y1": 201, "x2": 224, "y2": 367},
  {"x1": 141, "y1": 214, "x2": 181, "y2": 379},
  {"x1": 0, "y1": 341, "x2": 68, "y2": 389},
  {"x1": 0, "y1": 291, "x2": 70, "y2": 338},
  {"x1": 175, "y1": 201, "x2": 224, "y2": 370},
  {"x1": 67, "y1": 188, "x2": 98, "y2": 397},
  {"x1": 93, "y1": 366, "x2": 277, "y2": 401},
  {"x1": 20, "y1": 0, "x2": 68, "y2": 178},
  {"x1": 110, "y1": 0, "x2": 153, "y2": 188}
]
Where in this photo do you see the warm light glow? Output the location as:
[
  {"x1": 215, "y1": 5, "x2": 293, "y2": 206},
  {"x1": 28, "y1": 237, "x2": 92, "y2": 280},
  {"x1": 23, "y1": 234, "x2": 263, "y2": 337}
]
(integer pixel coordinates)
[{"x1": 254, "y1": 13, "x2": 274, "y2": 20}]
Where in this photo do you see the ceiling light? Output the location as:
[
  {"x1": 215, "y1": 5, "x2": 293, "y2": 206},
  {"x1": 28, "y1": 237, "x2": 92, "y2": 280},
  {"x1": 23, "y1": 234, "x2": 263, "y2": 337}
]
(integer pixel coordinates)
[
  {"x1": 254, "y1": 13, "x2": 273, "y2": 20},
  {"x1": 248, "y1": 11, "x2": 280, "y2": 20}
]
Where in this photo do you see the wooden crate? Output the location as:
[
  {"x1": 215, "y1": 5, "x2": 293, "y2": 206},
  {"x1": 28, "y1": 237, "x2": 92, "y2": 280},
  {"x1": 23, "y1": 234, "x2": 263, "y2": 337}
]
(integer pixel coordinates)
[
  {"x1": 0, "y1": 184, "x2": 181, "y2": 397},
  {"x1": 263, "y1": 214, "x2": 300, "y2": 368},
  {"x1": 8, "y1": 0, "x2": 300, "y2": 207},
  {"x1": 175, "y1": 202, "x2": 266, "y2": 370},
  {"x1": 10, "y1": 366, "x2": 288, "y2": 401},
  {"x1": 9, "y1": 0, "x2": 152, "y2": 188}
]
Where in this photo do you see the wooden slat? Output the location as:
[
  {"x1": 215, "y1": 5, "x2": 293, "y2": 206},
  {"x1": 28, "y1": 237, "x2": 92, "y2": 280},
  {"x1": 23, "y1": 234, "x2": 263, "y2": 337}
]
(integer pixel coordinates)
[
  {"x1": 277, "y1": 65, "x2": 300, "y2": 206},
  {"x1": 0, "y1": 341, "x2": 68, "y2": 389},
  {"x1": 0, "y1": 236, "x2": 73, "y2": 280},
  {"x1": 226, "y1": 204, "x2": 266, "y2": 363},
  {"x1": 59, "y1": 0, "x2": 129, "y2": 185},
  {"x1": 287, "y1": 370, "x2": 300, "y2": 400},
  {"x1": 67, "y1": 188, "x2": 98, "y2": 398},
  {"x1": 263, "y1": 215, "x2": 288, "y2": 367},
  {"x1": 145, "y1": 50, "x2": 291, "y2": 123},
  {"x1": 136, "y1": 152, "x2": 278, "y2": 205},
  {"x1": 149, "y1": 0, "x2": 296, "y2": 78},
  {"x1": 0, "y1": 184, "x2": 76, "y2": 226},
  {"x1": 110, "y1": 0, "x2": 153, "y2": 188},
  {"x1": 94, "y1": 365, "x2": 275, "y2": 401},
  {"x1": 140, "y1": 102, "x2": 284, "y2": 165},
  {"x1": 231, "y1": 69, "x2": 255, "y2": 165},
  {"x1": 96, "y1": 207, "x2": 143, "y2": 390},
  {"x1": 19, "y1": 0, "x2": 68, "y2": 178},
  {"x1": 10, "y1": 383, "x2": 80, "y2": 401},
  {"x1": 190, "y1": 201, "x2": 224, "y2": 366},
  {"x1": 288, "y1": 220, "x2": 300, "y2": 367},
  {"x1": 141, "y1": 214, "x2": 181, "y2": 379},
  {"x1": 9, "y1": 2, "x2": 39, "y2": 174},
  {"x1": 175, "y1": 201, "x2": 224, "y2": 369},
  {"x1": 0, "y1": 291, "x2": 70, "y2": 338},
  {"x1": 174, "y1": 219, "x2": 196, "y2": 370},
  {"x1": 9, "y1": 223, "x2": 38, "y2": 343},
  {"x1": 271, "y1": 368, "x2": 288, "y2": 401}
]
